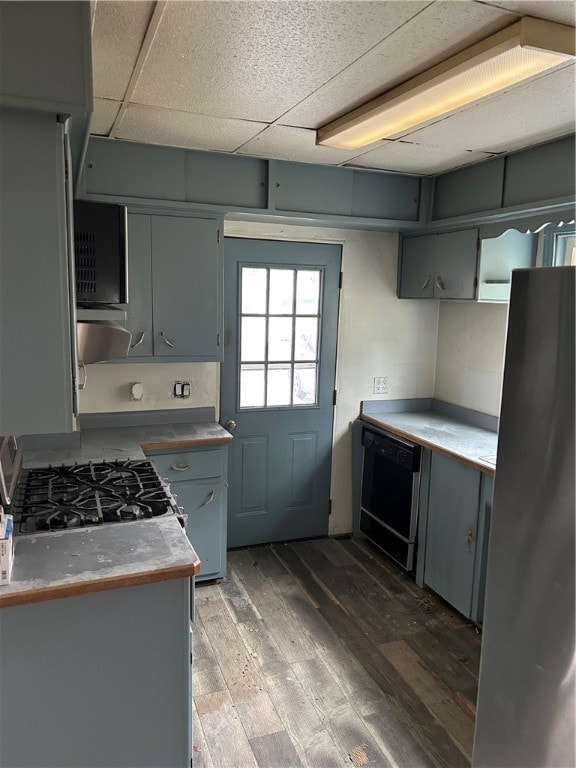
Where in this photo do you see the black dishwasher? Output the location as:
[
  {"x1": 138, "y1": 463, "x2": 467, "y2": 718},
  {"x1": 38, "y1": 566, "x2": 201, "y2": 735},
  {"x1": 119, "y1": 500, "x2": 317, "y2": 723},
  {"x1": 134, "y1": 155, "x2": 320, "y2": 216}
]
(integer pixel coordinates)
[{"x1": 360, "y1": 428, "x2": 421, "y2": 571}]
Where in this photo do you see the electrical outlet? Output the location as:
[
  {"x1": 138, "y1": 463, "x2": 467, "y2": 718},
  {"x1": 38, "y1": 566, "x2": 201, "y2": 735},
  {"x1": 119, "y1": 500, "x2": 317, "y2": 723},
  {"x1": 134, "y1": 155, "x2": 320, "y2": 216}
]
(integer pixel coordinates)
[{"x1": 373, "y1": 376, "x2": 389, "y2": 395}]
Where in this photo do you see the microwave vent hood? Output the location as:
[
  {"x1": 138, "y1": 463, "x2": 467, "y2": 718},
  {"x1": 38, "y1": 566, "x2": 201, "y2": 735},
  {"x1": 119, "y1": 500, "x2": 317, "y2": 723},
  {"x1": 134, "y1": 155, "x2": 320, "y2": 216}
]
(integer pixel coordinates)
[{"x1": 77, "y1": 320, "x2": 132, "y2": 364}]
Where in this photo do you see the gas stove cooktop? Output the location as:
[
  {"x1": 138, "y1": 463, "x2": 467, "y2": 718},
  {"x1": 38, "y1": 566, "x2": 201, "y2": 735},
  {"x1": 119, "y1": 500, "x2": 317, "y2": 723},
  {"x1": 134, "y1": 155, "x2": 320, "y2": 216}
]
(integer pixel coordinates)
[{"x1": 13, "y1": 459, "x2": 179, "y2": 534}]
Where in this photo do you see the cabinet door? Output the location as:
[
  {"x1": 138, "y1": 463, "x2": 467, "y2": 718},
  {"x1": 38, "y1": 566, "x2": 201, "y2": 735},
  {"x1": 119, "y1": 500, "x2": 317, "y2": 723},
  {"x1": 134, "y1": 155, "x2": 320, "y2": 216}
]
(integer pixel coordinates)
[
  {"x1": 433, "y1": 229, "x2": 478, "y2": 299},
  {"x1": 424, "y1": 453, "x2": 481, "y2": 617},
  {"x1": 470, "y1": 473, "x2": 493, "y2": 623},
  {"x1": 0, "y1": 109, "x2": 75, "y2": 434},
  {"x1": 398, "y1": 234, "x2": 436, "y2": 298},
  {"x1": 175, "y1": 479, "x2": 225, "y2": 581},
  {"x1": 151, "y1": 216, "x2": 222, "y2": 359},
  {"x1": 126, "y1": 214, "x2": 154, "y2": 357}
]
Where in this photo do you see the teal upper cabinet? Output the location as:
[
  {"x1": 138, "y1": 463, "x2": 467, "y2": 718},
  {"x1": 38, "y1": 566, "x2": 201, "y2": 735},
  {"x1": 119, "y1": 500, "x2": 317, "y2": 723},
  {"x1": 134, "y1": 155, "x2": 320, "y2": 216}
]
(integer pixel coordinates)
[
  {"x1": 399, "y1": 229, "x2": 479, "y2": 299},
  {"x1": 0, "y1": 2, "x2": 92, "y2": 114},
  {"x1": 477, "y1": 229, "x2": 537, "y2": 302},
  {"x1": 0, "y1": 109, "x2": 76, "y2": 436},
  {"x1": 126, "y1": 214, "x2": 223, "y2": 361}
]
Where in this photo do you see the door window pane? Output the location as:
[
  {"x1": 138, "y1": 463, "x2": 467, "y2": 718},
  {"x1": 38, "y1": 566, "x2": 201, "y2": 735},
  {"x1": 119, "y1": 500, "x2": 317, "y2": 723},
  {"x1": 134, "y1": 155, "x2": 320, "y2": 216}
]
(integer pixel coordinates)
[
  {"x1": 296, "y1": 270, "x2": 320, "y2": 315},
  {"x1": 241, "y1": 317, "x2": 266, "y2": 361},
  {"x1": 268, "y1": 317, "x2": 292, "y2": 361},
  {"x1": 239, "y1": 265, "x2": 321, "y2": 409},
  {"x1": 294, "y1": 364, "x2": 317, "y2": 405},
  {"x1": 241, "y1": 268, "x2": 267, "y2": 314},
  {"x1": 269, "y1": 269, "x2": 294, "y2": 314},
  {"x1": 295, "y1": 317, "x2": 318, "y2": 361},
  {"x1": 267, "y1": 364, "x2": 292, "y2": 406},
  {"x1": 240, "y1": 365, "x2": 265, "y2": 407}
]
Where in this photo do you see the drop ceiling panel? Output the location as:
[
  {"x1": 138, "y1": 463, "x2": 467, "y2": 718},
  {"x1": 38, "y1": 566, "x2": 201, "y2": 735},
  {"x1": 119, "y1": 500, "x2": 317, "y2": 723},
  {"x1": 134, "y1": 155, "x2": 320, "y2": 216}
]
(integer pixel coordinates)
[
  {"x1": 280, "y1": 1, "x2": 518, "y2": 130},
  {"x1": 482, "y1": 0, "x2": 576, "y2": 25},
  {"x1": 116, "y1": 104, "x2": 267, "y2": 152},
  {"x1": 130, "y1": 0, "x2": 430, "y2": 123},
  {"x1": 405, "y1": 64, "x2": 576, "y2": 153},
  {"x1": 237, "y1": 125, "x2": 361, "y2": 165},
  {"x1": 92, "y1": 0, "x2": 155, "y2": 101},
  {"x1": 346, "y1": 140, "x2": 495, "y2": 175},
  {"x1": 92, "y1": 98, "x2": 122, "y2": 136}
]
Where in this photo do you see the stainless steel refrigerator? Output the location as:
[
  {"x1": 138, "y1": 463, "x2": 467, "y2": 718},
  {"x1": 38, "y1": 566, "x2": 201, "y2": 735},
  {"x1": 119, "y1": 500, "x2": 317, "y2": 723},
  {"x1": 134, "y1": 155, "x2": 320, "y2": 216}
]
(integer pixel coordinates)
[{"x1": 473, "y1": 266, "x2": 575, "y2": 767}]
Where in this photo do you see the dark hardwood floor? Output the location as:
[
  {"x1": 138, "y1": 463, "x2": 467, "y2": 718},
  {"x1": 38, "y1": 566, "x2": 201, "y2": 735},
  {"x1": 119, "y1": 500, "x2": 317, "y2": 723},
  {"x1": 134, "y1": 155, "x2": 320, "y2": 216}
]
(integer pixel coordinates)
[{"x1": 193, "y1": 537, "x2": 482, "y2": 768}]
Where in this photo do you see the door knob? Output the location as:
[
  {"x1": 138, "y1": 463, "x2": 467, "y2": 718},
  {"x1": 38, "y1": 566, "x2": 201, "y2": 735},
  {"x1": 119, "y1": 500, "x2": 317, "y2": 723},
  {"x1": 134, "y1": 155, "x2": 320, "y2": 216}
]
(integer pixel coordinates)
[{"x1": 224, "y1": 419, "x2": 237, "y2": 432}]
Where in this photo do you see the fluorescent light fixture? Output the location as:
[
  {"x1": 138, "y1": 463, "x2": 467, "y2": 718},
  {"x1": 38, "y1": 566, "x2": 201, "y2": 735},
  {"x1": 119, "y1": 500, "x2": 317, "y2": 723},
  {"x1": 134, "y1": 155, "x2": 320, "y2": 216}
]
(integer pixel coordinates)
[{"x1": 316, "y1": 17, "x2": 575, "y2": 149}]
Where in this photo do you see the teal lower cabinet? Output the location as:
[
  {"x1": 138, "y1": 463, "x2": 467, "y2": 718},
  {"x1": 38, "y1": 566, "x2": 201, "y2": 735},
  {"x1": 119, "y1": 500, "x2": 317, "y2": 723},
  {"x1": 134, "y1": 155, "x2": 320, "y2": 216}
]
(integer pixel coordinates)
[
  {"x1": 0, "y1": 579, "x2": 193, "y2": 768},
  {"x1": 150, "y1": 446, "x2": 228, "y2": 582},
  {"x1": 420, "y1": 451, "x2": 492, "y2": 622}
]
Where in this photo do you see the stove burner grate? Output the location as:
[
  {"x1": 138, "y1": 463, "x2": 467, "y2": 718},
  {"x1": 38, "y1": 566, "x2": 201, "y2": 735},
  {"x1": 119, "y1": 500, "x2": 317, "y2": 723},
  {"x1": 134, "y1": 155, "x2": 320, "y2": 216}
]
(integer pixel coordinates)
[{"x1": 15, "y1": 459, "x2": 176, "y2": 534}]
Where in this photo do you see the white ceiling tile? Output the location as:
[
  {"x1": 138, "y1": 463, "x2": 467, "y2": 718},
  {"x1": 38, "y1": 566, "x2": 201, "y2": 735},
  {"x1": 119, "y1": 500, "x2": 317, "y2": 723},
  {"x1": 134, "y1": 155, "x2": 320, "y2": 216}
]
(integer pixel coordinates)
[
  {"x1": 404, "y1": 64, "x2": 576, "y2": 153},
  {"x1": 236, "y1": 125, "x2": 360, "y2": 165},
  {"x1": 346, "y1": 140, "x2": 495, "y2": 175},
  {"x1": 130, "y1": 1, "x2": 429, "y2": 123},
  {"x1": 116, "y1": 104, "x2": 266, "y2": 152},
  {"x1": 481, "y1": 1, "x2": 576, "y2": 25},
  {"x1": 281, "y1": 1, "x2": 518, "y2": 129},
  {"x1": 92, "y1": 98, "x2": 121, "y2": 135},
  {"x1": 92, "y1": 1, "x2": 155, "y2": 101}
]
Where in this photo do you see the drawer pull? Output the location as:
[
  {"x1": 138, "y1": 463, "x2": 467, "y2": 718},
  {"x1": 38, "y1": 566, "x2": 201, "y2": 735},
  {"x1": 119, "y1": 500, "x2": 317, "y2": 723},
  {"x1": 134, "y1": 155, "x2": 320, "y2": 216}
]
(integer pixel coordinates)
[
  {"x1": 421, "y1": 274, "x2": 431, "y2": 291},
  {"x1": 170, "y1": 463, "x2": 190, "y2": 471},
  {"x1": 199, "y1": 490, "x2": 215, "y2": 508}
]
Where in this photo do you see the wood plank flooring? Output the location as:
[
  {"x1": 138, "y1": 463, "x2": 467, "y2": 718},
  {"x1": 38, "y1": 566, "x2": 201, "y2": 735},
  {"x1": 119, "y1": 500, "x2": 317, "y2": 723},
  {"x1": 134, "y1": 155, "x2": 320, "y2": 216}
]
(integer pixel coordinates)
[{"x1": 193, "y1": 537, "x2": 482, "y2": 768}]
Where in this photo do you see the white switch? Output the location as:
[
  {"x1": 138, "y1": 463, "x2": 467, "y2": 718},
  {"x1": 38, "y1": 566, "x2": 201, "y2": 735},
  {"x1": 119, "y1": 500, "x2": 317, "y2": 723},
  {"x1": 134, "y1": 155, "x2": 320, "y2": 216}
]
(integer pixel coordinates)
[
  {"x1": 174, "y1": 382, "x2": 183, "y2": 397},
  {"x1": 182, "y1": 382, "x2": 190, "y2": 397},
  {"x1": 130, "y1": 382, "x2": 144, "y2": 401}
]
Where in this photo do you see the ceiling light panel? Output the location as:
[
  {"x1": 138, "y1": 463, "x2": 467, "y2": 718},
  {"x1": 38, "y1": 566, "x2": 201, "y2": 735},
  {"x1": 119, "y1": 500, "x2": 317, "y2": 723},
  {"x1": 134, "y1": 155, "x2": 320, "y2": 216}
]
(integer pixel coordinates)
[
  {"x1": 317, "y1": 17, "x2": 575, "y2": 149},
  {"x1": 281, "y1": 1, "x2": 515, "y2": 130},
  {"x1": 129, "y1": 1, "x2": 431, "y2": 123}
]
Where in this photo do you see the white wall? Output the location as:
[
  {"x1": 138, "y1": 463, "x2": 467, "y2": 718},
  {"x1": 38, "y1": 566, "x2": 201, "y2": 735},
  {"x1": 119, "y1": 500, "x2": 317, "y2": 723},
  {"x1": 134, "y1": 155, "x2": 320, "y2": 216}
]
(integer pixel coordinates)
[
  {"x1": 80, "y1": 219, "x2": 439, "y2": 535},
  {"x1": 79, "y1": 362, "x2": 220, "y2": 415},
  {"x1": 434, "y1": 302, "x2": 508, "y2": 417}
]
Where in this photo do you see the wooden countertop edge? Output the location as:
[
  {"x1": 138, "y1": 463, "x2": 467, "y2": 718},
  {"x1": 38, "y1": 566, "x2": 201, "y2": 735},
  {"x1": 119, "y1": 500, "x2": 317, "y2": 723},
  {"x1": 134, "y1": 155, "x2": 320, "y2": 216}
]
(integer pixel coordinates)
[
  {"x1": 359, "y1": 414, "x2": 496, "y2": 477},
  {"x1": 140, "y1": 436, "x2": 233, "y2": 451},
  {"x1": 0, "y1": 558, "x2": 201, "y2": 609}
]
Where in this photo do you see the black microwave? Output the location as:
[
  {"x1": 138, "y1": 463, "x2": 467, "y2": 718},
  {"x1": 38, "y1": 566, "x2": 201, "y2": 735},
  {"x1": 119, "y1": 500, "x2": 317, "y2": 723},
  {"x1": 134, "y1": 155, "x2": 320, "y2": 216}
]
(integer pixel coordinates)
[{"x1": 73, "y1": 200, "x2": 128, "y2": 304}]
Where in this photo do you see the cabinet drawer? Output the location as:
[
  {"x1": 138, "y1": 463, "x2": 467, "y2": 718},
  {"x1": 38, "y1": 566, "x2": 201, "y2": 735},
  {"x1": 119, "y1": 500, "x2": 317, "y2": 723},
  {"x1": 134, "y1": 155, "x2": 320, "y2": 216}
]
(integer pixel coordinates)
[{"x1": 152, "y1": 449, "x2": 223, "y2": 482}]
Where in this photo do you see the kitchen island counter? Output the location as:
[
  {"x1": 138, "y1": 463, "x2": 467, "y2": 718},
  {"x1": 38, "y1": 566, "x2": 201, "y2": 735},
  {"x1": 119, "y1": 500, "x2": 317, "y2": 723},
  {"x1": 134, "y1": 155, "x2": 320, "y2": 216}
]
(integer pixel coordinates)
[
  {"x1": 359, "y1": 401, "x2": 498, "y2": 476},
  {"x1": 0, "y1": 516, "x2": 200, "y2": 608}
]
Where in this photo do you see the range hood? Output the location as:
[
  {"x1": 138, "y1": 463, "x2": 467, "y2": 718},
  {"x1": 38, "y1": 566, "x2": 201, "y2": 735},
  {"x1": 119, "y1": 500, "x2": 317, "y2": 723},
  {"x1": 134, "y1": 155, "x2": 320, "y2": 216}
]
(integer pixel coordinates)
[{"x1": 76, "y1": 320, "x2": 132, "y2": 364}]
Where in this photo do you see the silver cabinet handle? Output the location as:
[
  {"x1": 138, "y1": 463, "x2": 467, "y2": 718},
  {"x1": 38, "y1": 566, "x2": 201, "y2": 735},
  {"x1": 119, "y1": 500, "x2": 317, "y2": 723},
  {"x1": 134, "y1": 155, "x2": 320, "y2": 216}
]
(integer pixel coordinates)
[
  {"x1": 160, "y1": 331, "x2": 175, "y2": 347},
  {"x1": 436, "y1": 276, "x2": 447, "y2": 291},
  {"x1": 421, "y1": 274, "x2": 432, "y2": 290},
  {"x1": 199, "y1": 490, "x2": 215, "y2": 508},
  {"x1": 130, "y1": 331, "x2": 145, "y2": 349},
  {"x1": 466, "y1": 527, "x2": 475, "y2": 552},
  {"x1": 224, "y1": 419, "x2": 237, "y2": 431},
  {"x1": 170, "y1": 463, "x2": 190, "y2": 471}
]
